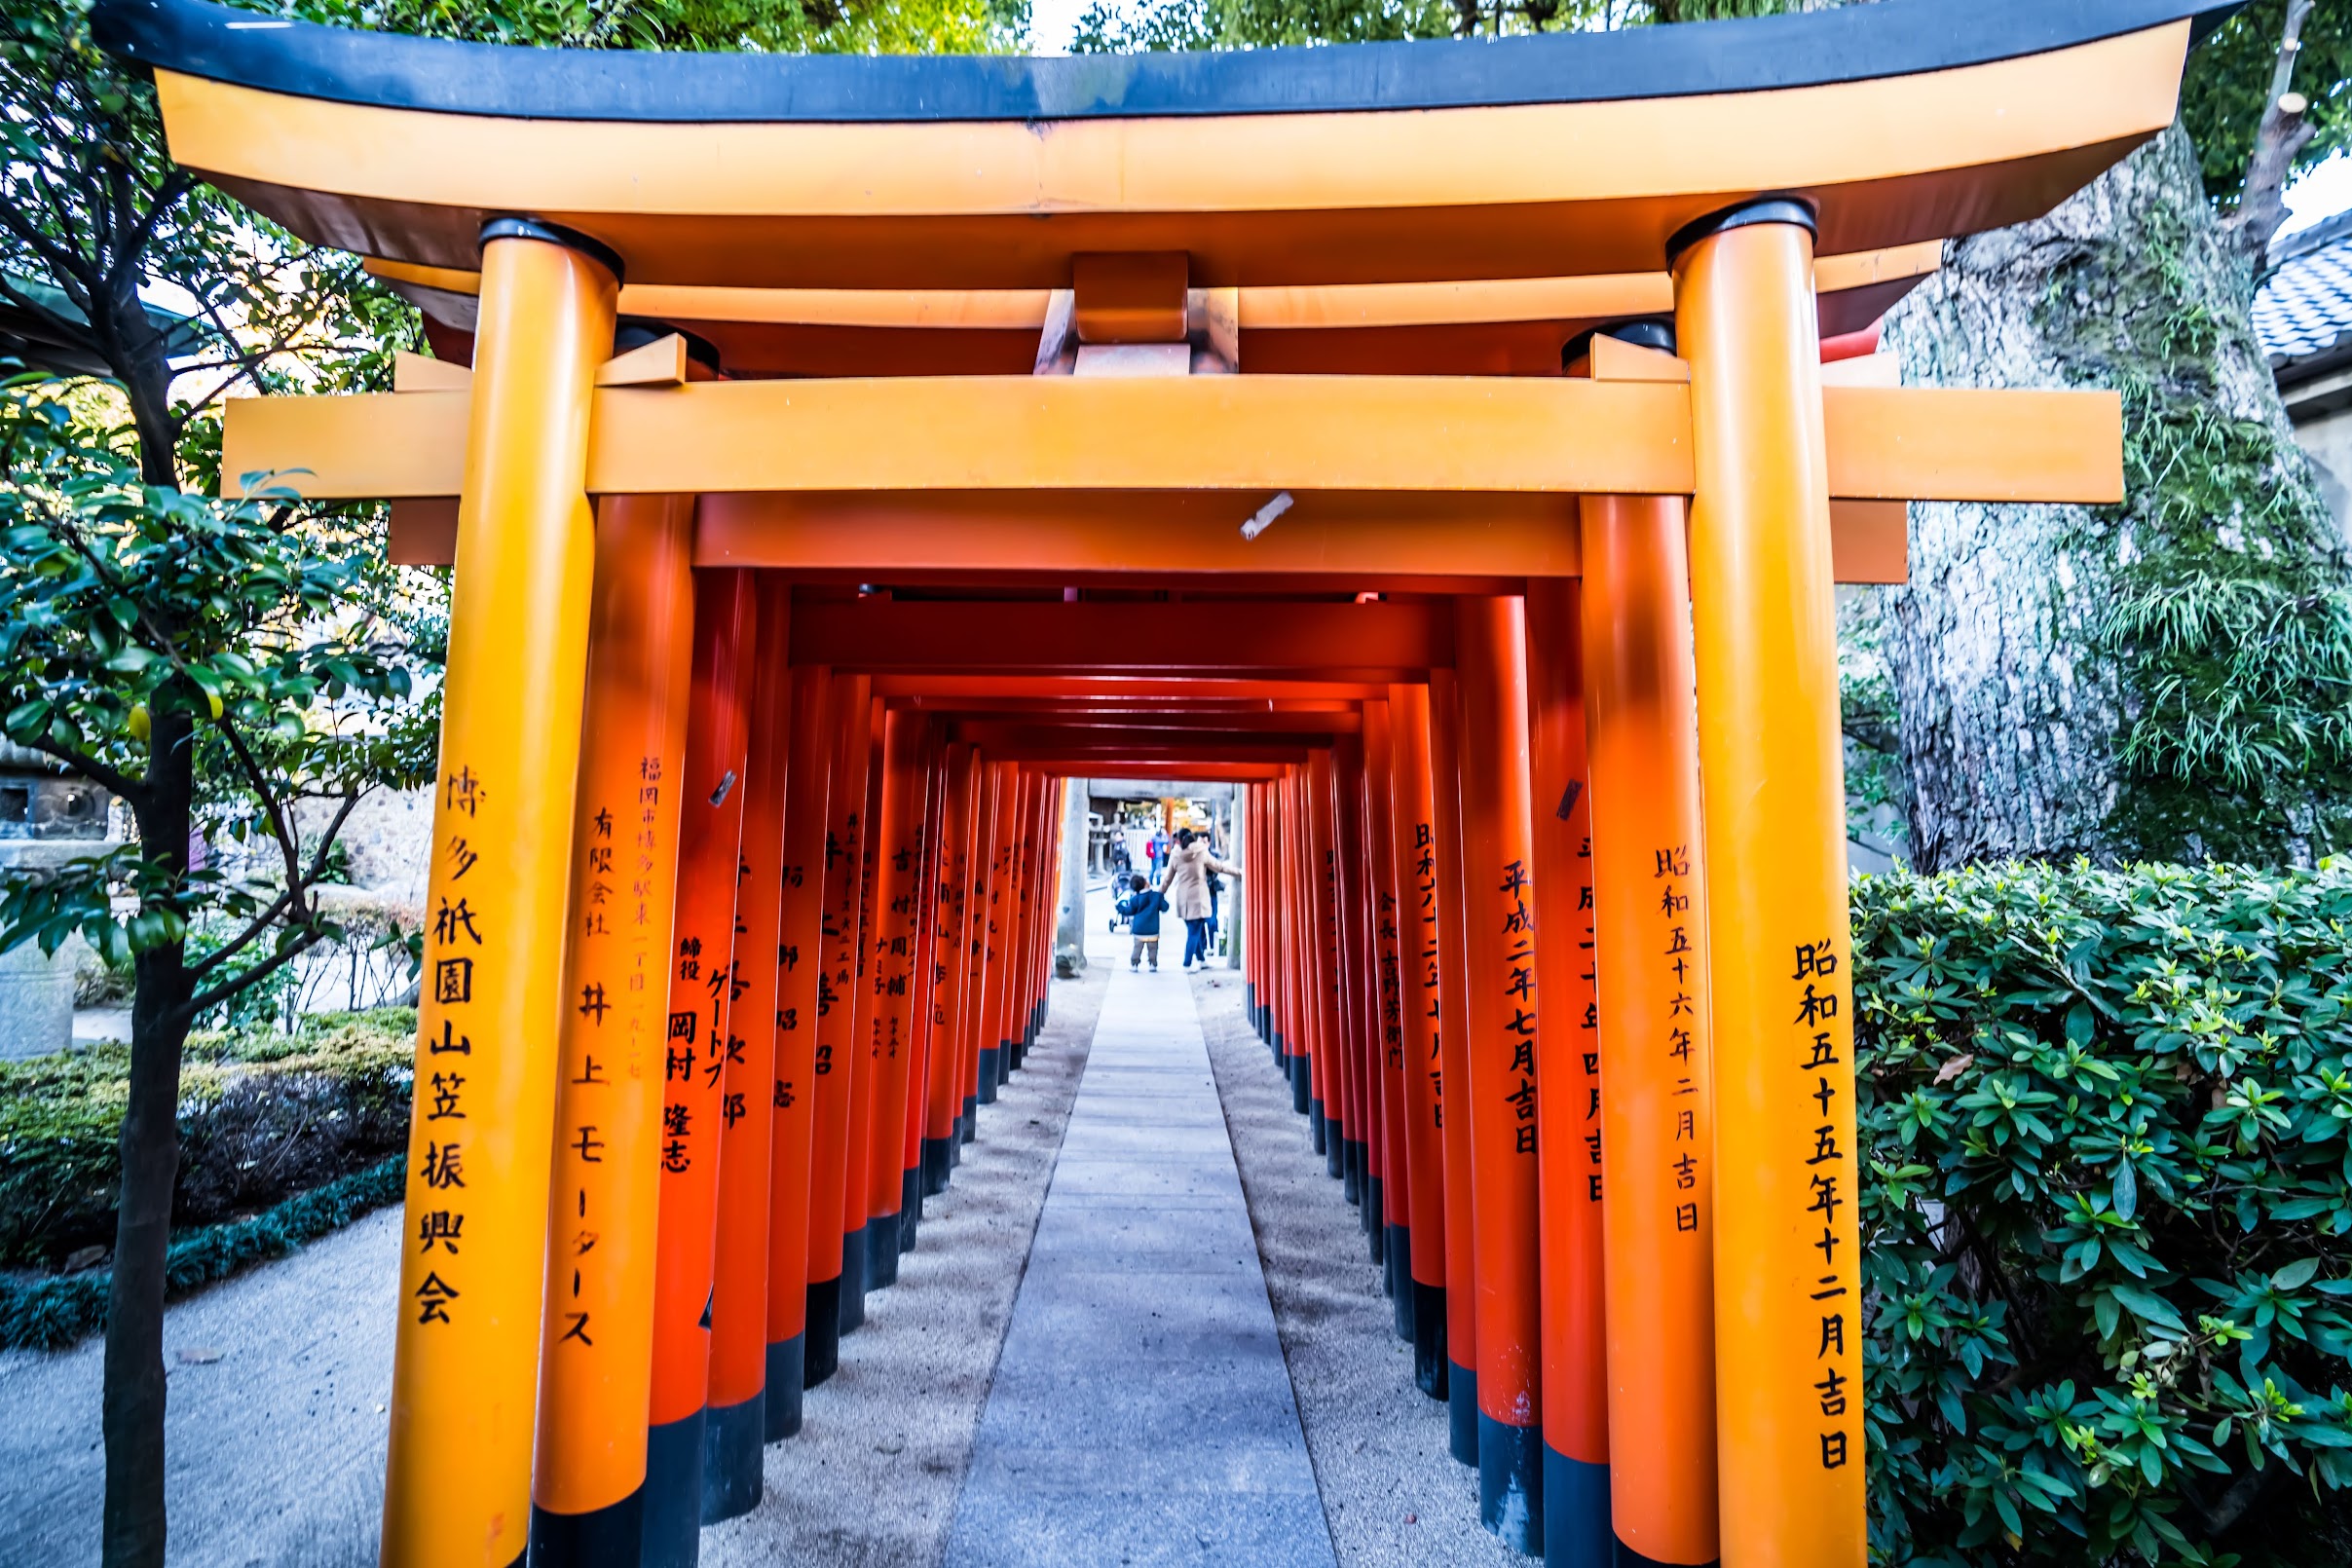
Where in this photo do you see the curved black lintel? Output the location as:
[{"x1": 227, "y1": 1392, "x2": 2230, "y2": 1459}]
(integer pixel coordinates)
[{"x1": 96, "y1": 0, "x2": 2235, "y2": 127}]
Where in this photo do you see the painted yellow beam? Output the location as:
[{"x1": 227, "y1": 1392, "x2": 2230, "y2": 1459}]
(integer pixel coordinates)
[{"x1": 225, "y1": 376, "x2": 2118, "y2": 506}]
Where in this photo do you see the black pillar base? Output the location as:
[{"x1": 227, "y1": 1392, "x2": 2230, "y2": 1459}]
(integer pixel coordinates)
[
  {"x1": 1290, "y1": 1062, "x2": 1311, "y2": 1115},
  {"x1": 1340, "y1": 1136, "x2": 1360, "y2": 1200},
  {"x1": 1387, "y1": 1226, "x2": 1413, "y2": 1337},
  {"x1": 922, "y1": 1136, "x2": 954, "y2": 1197},
  {"x1": 640, "y1": 1408, "x2": 706, "y2": 1568},
  {"x1": 699, "y1": 1392, "x2": 765, "y2": 1524},
  {"x1": 803, "y1": 1278, "x2": 840, "y2": 1386},
  {"x1": 764, "y1": 1335, "x2": 804, "y2": 1439},
  {"x1": 961, "y1": 1094, "x2": 979, "y2": 1143},
  {"x1": 528, "y1": 1487, "x2": 643, "y2": 1567},
  {"x1": 1412, "y1": 1285, "x2": 1447, "y2": 1398},
  {"x1": 899, "y1": 1168, "x2": 921, "y2": 1252},
  {"x1": 839, "y1": 1226, "x2": 868, "y2": 1334},
  {"x1": 1543, "y1": 1442, "x2": 1613, "y2": 1567},
  {"x1": 996, "y1": 1039, "x2": 1013, "y2": 1089},
  {"x1": 977, "y1": 1047, "x2": 1000, "y2": 1104},
  {"x1": 1309, "y1": 1100, "x2": 1326, "y2": 1156},
  {"x1": 1448, "y1": 1362, "x2": 1479, "y2": 1466},
  {"x1": 1478, "y1": 1414, "x2": 1544, "y2": 1554},
  {"x1": 1365, "y1": 1176, "x2": 1385, "y2": 1256},
  {"x1": 867, "y1": 1209, "x2": 902, "y2": 1289}
]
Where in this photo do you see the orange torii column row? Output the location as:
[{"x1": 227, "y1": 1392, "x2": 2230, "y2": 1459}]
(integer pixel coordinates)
[
  {"x1": 641, "y1": 569, "x2": 756, "y2": 1568},
  {"x1": 1581, "y1": 493, "x2": 1722, "y2": 1568},
  {"x1": 1453, "y1": 596, "x2": 1544, "y2": 1553},
  {"x1": 702, "y1": 579, "x2": 794, "y2": 1525},
  {"x1": 1427, "y1": 666, "x2": 1481, "y2": 1469},
  {"x1": 527, "y1": 495, "x2": 695, "y2": 1567},
  {"x1": 1673, "y1": 201, "x2": 1864, "y2": 1566},
  {"x1": 765, "y1": 664, "x2": 836, "y2": 1441},
  {"x1": 802, "y1": 673, "x2": 874, "y2": 1387},
  {"x1": 1386, "y1": 684, "x2": 1451, "y2": 1400},
  {"x1": 380, "y1": 224, "x2": 616, "y2": 1568},
  {"x1": 1524, "y1": 580, "x2": 1610, "y2": 1567}
]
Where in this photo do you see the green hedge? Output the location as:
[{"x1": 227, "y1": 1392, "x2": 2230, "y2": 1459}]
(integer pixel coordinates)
[
  {"x1": 1858, "y1": 863, "x2": 2352, "y2": 1566},
  {"x1": 0, "y1": 1010, "x2": 414, "y2": 1270},
  {"x1": 0, "y1": 1153, "x2": 405, "y2": 1351}
]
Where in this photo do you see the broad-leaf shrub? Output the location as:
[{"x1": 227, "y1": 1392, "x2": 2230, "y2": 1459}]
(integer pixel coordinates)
[{"x1": 1858, "y1": 863, "x2": 2352, "y2": 1565}]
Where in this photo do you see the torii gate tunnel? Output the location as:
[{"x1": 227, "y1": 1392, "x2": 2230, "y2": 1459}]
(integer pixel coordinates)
[{"x1": 105, "y1": 0, "x2": 2222, "y2": 1561}]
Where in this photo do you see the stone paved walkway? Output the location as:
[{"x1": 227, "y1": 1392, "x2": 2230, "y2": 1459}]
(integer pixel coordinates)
[{"x1": 943, "y1": 954, "x2": 1336, "y2": 1568}]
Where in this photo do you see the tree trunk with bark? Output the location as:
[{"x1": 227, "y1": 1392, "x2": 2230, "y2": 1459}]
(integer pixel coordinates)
[
  {"x1": 1880, "y1": 123, "x2": 2347, "y2": 870},
  {"x1": 100, "y1": 711, "x2": 193, "y2": 1568}
]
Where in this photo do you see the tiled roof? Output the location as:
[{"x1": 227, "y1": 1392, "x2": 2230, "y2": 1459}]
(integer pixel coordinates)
[{"x1": 2258, "y1": 209, "x2": 2352, "y2": 379}]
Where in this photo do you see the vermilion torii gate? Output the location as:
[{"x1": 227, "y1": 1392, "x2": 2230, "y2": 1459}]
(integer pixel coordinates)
[{"x1": 100, "y1": 0, "x2": 2221, "y2": 1561}]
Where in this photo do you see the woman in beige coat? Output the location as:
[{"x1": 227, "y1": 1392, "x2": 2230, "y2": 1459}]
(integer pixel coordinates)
[{"x1": 1162, "y1": 828, "x2": 1242, "y2": 970}]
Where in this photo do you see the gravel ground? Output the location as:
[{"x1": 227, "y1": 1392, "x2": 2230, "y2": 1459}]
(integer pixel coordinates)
[
  {"x1": 0, "y1": 960, "x2": 1104, "y2": 1568},
  {"x1": 1190, "y1": 968, "x2": 1517, "y2": 1568},
  {"x1": 704, "y1": 960, "x2": 1106, "y2": 1566},
  {"x1": 0, "y1": 1203, "x2": 401, "y2": 1568},
  {"x1": 0, "y1": 947, "x2": 1508, "y2": 1568}
]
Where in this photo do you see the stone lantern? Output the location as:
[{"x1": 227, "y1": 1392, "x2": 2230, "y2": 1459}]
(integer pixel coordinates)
[{"x1": 0, "y1": 741, "x2": 114, "y2": 1059}]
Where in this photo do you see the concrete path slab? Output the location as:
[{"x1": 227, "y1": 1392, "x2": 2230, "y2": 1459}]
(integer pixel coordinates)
[{"x1": 944, "y1": 960, "x2": 1336, "y2": 1568}]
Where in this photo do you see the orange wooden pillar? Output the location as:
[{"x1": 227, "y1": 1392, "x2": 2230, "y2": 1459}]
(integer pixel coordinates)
[
  {"x1": 1453, "y1": 594, "x2": 1545, "y2": 1552},
  {"x1": 839, "y1": 694, "x2": 886, "y2": 1333},
  {"x1": 527, "y1": 494, "x2": 695, "y2": 1566},
  {"x1": 641, "y1": 568, "x2": 756, "y2": 1568},
  {"x1": 1304, "y1": 747, "x2": 1342, "y2": 1165},
  {"x1": 957, "y1": 761, "x2": 1001, "y2": 1142},
  {"x1": 1386, "y1": 683, "x2": 1451, "y2": 1400},
  {"x1": 1673, "y1": 202, "x2": 1864, "y2": 1566},
  {"x1": 1581, "y1": 492, "x2": 1721, "y2": 1566},
  {"x1": 765, "y1": 663, "x2": 834, "y2": 1440},
  {"x1": 1282, "y1": 770, "x2": 1316, "y2": 1112},
  {"x1": 379, "y1": 228, "x2": 616, "y2": 1568},
  {"x1": 1524, "y1": 579, "x2": 1610, "y2": 1565},
  {"x1": 801, "y1": 671, "x2": 873, "y2": 1387},
  {"x1": 700, "y1": 579, "x2": 792, "y2": 1524},
  {"x1": 889, "y1": 738, "x2": 937, "y2": 1242},
  {"x1": 1363, "y1": 697, "x2": 1414, "y2": 1338},
  {"x1": 896, "y1": 728, "x2": 949, "y2": 1248},
  {"x1": 974, "y1": 763, "x2": 1016, "y2": 1106},
  {"x1": 1427, "y1": 666, "x2": 1481, "y2": 1465},
  {"x1": 922, "y1": 742, "x2": 980, "y2": 1192},
  {"x1": 862, "y1": 708, "x2": 931, "y2": 1290},
  {"x1": 1333, "y1": 736, "x2": 1371, "y2": 1214}
]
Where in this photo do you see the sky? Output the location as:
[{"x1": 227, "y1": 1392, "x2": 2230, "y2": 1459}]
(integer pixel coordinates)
[
  {"x1": 1027, "y1": 0, "x2": 1090, "y2": 53},
  {"x1": 2283, "y1": 154, "x2": 2352, "y2": 237}
]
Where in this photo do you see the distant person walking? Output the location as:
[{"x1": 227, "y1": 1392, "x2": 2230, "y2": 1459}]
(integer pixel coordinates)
[
  {"x1": 1163, "y1": 828, "x2": 1242, "y2": 971},
  {"x1": 1116, "y1": 875, "x2": 1170, "y2": 971},
  {"x1": 1146, "y1": 828, "x2": 1170, "y2": 885}
]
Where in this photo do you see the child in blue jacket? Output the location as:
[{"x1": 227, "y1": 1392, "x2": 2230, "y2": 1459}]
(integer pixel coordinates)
[{"x1": 1116, "y1": 875, "x2": 1170, "y2": 971}]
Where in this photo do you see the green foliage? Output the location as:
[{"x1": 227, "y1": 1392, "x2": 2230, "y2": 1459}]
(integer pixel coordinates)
[
  {"x1": 0, "y1": 1009, "x2": 414, "y2": 1273},
  {"x1": 0, "y1": 1152, "x2": 406, "y2": 1352},
  {"x1": 1857, "y1": 863, "x2": 2352, "y2": 1565},
  {"x1": 0, "y1": 387, "x2": 435, "y2": 996},
  {"x1": 267, "y1": 0, "x2": 1023, "y2": 58},
  {"x1": 2182, "y1": 0, "x2": 2352, "y2": 207}
]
